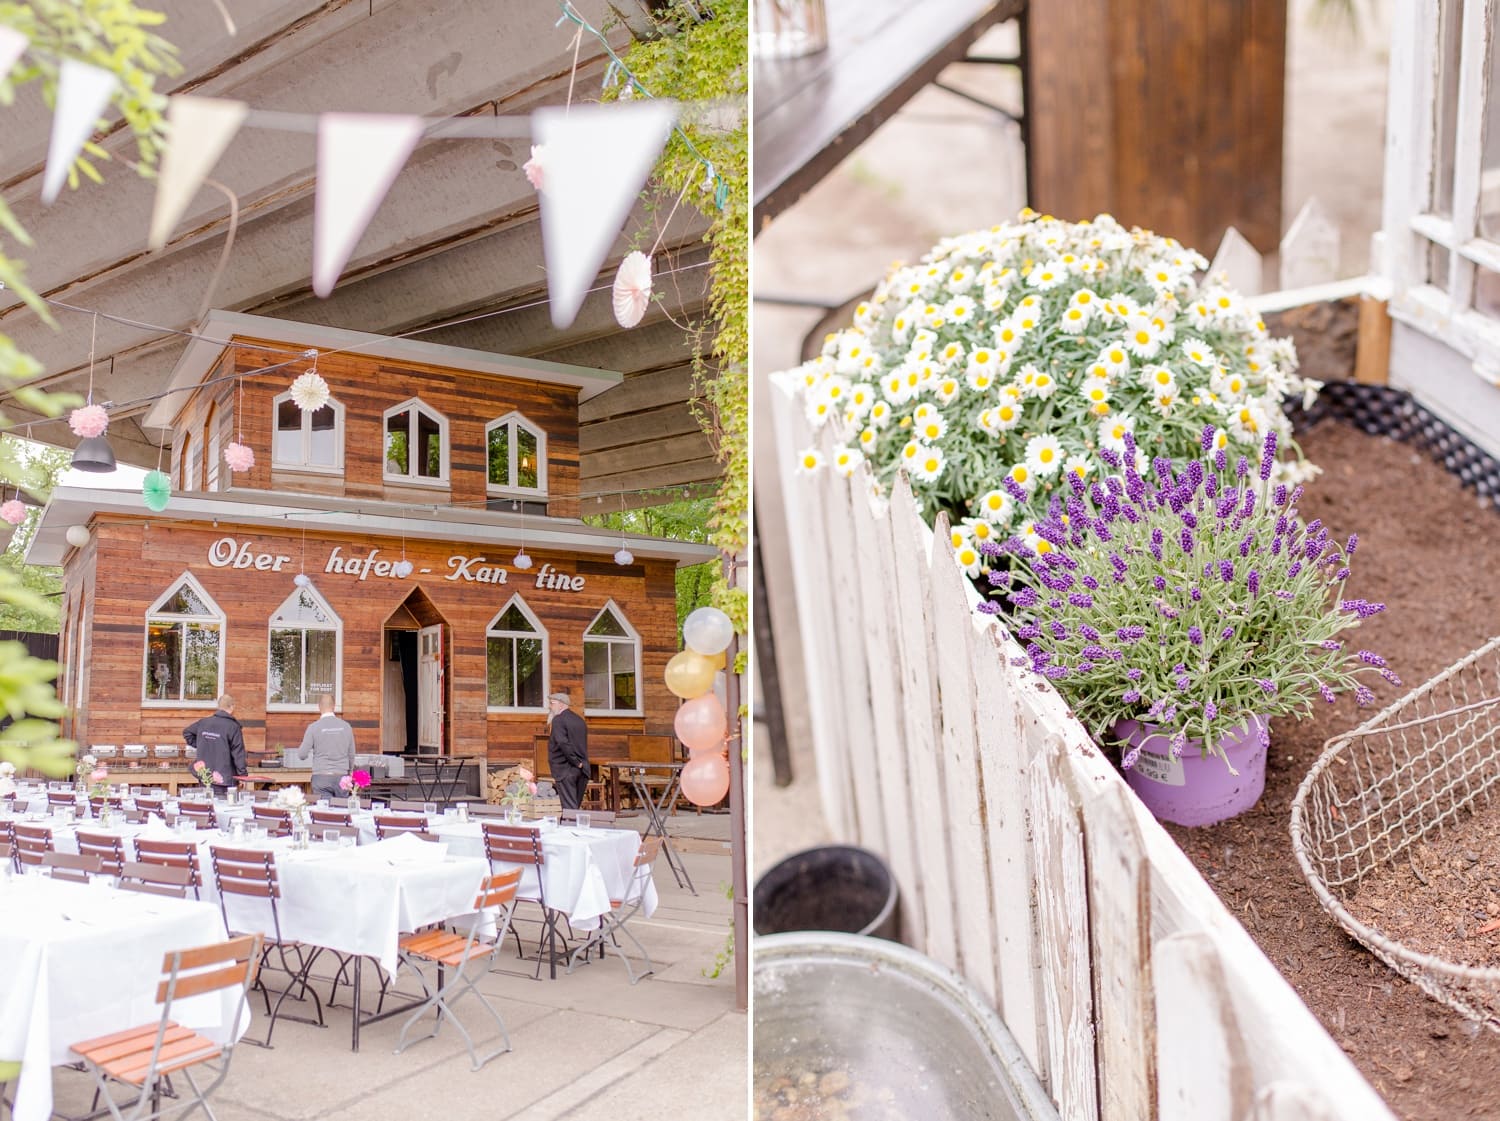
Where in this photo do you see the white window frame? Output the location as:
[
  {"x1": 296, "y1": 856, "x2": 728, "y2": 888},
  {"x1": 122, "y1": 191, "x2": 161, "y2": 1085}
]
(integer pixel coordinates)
[
  {"x1": 484, "y1": 594, "x2": 549, "y2": 713},
  {"x1": 205, "y1": 404, "x2": 222, "y2": 493},
  {"x1": 485, "y1": 411, "x2": 549, "y2": 498},
  {"x1": 1382, "y1": 0, "x2": 1500, "y2": 376},
  {"x1": 582, "y1": 599, "x2": 643, "y2": 718},
  {"x1": 142, "y1": 572, "x2": 225, "y2": 708},
  {"x1": 266, "y1": 583, "x2": 343, "y2": 713},
  {"x1": 382, "y1": 397, "x2": 450, "y2": 487},
  {"x1": 271, "y1": 389, "x2": 346, "y2": 475},
  {"x1": 181, "y1": 430, "x2": 197, "y2": 491}
]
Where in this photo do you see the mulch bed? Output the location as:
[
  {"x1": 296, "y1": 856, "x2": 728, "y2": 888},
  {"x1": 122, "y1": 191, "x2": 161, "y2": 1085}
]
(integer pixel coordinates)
[{"x1": 1162, "y1": 420, "x2": 1500, "y2": 1119}]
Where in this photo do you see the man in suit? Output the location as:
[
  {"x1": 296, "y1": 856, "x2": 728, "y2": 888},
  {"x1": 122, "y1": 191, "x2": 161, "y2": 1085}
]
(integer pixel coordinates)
[
  {"x1": 183, "y1": 694, "x2": 247, "y2": 796},
  {"x1": 547, "y1": 691, "x2": 590, "y2": 811}
]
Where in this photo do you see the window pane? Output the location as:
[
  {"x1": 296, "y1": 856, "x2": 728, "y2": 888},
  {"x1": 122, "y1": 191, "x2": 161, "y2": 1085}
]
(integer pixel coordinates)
[
  {"x1": 1474, "y1": 267, "x2": 1500, "y2": 319},
  {"x1": 1480, "y1": 28, "x2": 1500, "y2": 240},
  {"x1": 274, "y1": 400, "x2": 302, "y2": 463},
  {"x1": 583, "y1": 642, "x2": 610, "y2": 709},
  {"x1": 516, "y1": 638, "x2": 544, "y2": 708},
  {"x1": 309, "y1": 405, "x2": 337, "y2": 467},
  {"x1": 517, "y1": 427, "x2": 539, "y2": 489},
  {"x1": 272, "y1": 589, "x2": 335, "y2": 626},
  {"x1": 161, "y1": 582, "x2": 211, "y2": 617},
  {"x1": 385, "y1": 412, "x2": 410, "y2": 475},
  {"x1": 587, "y1": 609, "x2": 628, "y2": 637},
  {"x1": 488, "y1": 424, "x2": 510, "y2": 487},
  {"x1": 182, "y1": 434, "x2": 196, "y2": 490},
  {"x1": 611, "y1": 642, "x2": 637, "y2": 711},
  {"x1": 206, "y1": 413, "x2": 220, "y2": 492},
  {"x1": 416, "y1": 410, "x2": 442, "y2": 478},
  {"x1": 183, "y1": 624, "x2": 220, "y2": 702},
  {"x1": 487, "y1": 636, "x2": 516, "y2": 707},
  {"x1": 1428, "y1": 241, "x2": 1451, "y2": 291},
  {"x1": 493, "y1": 604, "x2": 535, "y2": 633},
  {"x1": 305, "y1": 629, "x2": 337, "y2": 701},
  {"x1": 267, "y1": 628, "x2": 302, "y2": 705},
  {"x1": 1432, "y1": 0, "x2": 1464, "y2": 216},
  {"x1": 146, "y1": 623, "x2": 182, "y2": 701}
]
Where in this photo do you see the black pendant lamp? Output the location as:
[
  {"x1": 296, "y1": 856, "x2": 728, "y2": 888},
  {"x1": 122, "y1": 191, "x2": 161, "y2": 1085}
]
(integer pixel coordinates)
[{"x1": 71, "y1": 435, "x2": 117, "y2": 473}]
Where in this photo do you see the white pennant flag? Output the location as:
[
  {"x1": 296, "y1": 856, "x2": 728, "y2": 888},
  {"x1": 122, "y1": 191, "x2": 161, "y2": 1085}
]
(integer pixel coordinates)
[
  {"x1": 0, "y1": 27, "x2": 28, "y2": 84},
  {"x1": 42, "y1": 58, "x2": 117, "y2": 205},
  {"x1": 533, "y1": 101, "x2": 676, "y2": 328},
  {"x1": 313, "y1": 112, "x2": 424, "y2": 298},
  {"x1": 148, "y1": 95, "x2": 248, "y2": 251}
]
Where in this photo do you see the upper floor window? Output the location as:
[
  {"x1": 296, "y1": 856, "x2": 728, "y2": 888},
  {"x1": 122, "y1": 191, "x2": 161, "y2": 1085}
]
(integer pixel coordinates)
[
  {"x1": 583, "y1": 601, "x2": 641, "y2": 716},
  {"x1": 272, "y1": 391, "x2": 344, "y2": 472},
  {"x1": 485, "y1": 595, "x2": 547, "y2": 712},
  {"x1": 486, "y1": 412, "x2": 547, "y2": 496},
  {"x1": 144, "y1": 573, "x2": 224, "y2": 706},
  {"x1": 384, "y1": 398, "x2": 448, "y2": 484},
  {"x1": 181, "y1": 431, "x2": 197, "y2": 491},
  {"x1": 204, "y1": 403, "x2": 221, "y2": 492},
  {"x1": 267, "y1": 584, "x2": 342, "y2": 709}
]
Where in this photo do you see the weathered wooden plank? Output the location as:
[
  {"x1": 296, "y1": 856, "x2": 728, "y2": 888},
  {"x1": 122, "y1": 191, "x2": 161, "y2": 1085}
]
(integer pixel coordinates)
[
  {"x1": 579, "y1": 404, "x2": 704, "y2": 454},
  {"x1": 1154, "y1": 931, "x2": 1254, "y2": 1121},
  {"x1": 579, "y1": 431, "x2": 715, "y2": 478},
  {"x1": 579, "y1": 362, "x2": 701, "y2": 424}
]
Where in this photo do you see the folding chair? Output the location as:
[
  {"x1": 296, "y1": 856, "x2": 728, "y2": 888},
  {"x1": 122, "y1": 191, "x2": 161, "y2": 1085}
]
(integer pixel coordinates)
[
  {"x1": 44, "y1": 851, "x2": 104, "y2": 884},
  {"x1": 394, "y1": 868, "x2": 522, "y2": 1070},
  {"x1": 208, "y1": 847, "x2": 325, "y2": 1047},
  {"x1": 118, "y1": 861, "x2": 193, "y2": 899},
  {"x1": 133, "y1": 796, "x2": 166, "y2": 816},
  {"x1": 388, "y1": 799, "x2": 433, "y2": 813},
  {"x1": 174, "y1": 802, "x2": 215, "y2": 829},
  {"x1": 13, "y1": 823, "x2": 54, "y2": 868},
  {"x1": 47, "y1": 791, "x2": 79, "y2": 813},
  {"x1": 250, "y1": 806, "x2": 293, "y2": 837},
  {"x1": 89, "y1": 795, "x2": 127, "y2": 816},
  {"x1": 481, "y1": 823, "x2": 568, "y2": 979},
  {"x1": 76, "y1": 830, "x2": 128, "y2": 877},
  {"x1": 133, "y1": 840, "x2": 204, "y2": 900},
  {"x1": 566, "y1": 836, "x2": 661, "y2": 984},
  {"x1": 561, "y1": 808, "x2": 618, "y2": 827},
  {"x1": 374, "y1": 814, "x2": 427, "y2": 840},
  {"x1": 69, "y1": 933, "x2": 262, "y2": 1121},
  {"x1": 308, "y1": 807, "x2": 353, "y2": 827},
  {"x1": 0, "y1": 821, "x2": 15, "y2": 873}
]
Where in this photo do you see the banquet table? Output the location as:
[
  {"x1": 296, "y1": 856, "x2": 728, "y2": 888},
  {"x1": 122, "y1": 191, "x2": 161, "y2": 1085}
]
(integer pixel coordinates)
[{"x1": 0, "y1": 876, "x2": 242, "y2": 1121}]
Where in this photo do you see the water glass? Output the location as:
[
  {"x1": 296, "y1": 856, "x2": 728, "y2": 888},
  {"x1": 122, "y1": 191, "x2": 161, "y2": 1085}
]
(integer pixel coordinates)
[
  {"x1": 574, "y1": 812, "x2": 592, "y2": 830},
  {"x1": 230, "y1": 819, "x2": 246, "y2": 842},
  {"x1": 456, "y1": 802, "x2": 469, "y2": 824},
  {"x1": 323, "y1": 829, "x2": 340, "y2": 845},
  {"x1": 372, "y1": 802, "x2": 388, "y2": 813},
  {"x1": 423, "y1": 802, "x2": 438, "y2": 817}
]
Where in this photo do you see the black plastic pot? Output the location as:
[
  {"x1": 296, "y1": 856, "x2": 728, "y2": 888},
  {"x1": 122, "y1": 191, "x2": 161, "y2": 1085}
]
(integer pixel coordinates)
[{"x1": 753, "y1": 844, "x2": 900, "y2": 940}]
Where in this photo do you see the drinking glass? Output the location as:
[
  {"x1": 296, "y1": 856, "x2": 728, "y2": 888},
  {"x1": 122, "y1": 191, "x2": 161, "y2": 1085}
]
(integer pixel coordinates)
[
  {"x1": 456, "y1": 802, "x2": 469, "y2": 824},
  {"x1": 323, "y1": 829, "x2": 340, "y2": 845},
  {"x1": 574, "y1": 812, "x2": 592, "y2": 830},
  {"x1": 422, "y1": 802, "x2": 438, "y2": 817}
]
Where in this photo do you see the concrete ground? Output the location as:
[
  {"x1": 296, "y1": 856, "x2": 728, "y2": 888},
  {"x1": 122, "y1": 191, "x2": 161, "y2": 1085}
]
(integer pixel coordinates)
[{"x1": 48, "y1": 812, "x2": 745, "y2": 1121}]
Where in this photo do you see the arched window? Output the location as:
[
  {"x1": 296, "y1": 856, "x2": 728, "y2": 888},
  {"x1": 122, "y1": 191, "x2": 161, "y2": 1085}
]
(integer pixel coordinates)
[
  {"x1": 204, "y1": 403, "x2": 221, "y2": 492},
  {"x1": 272, "y1": 390, "x2": 344, "y2": 473},
  {"x1": 180, "y1": 431, "x2": 196, "y2": 491},
  {"x1": 144, "y1": 573, "x2": 224, "y2": 706},
  {"x1": 383, "y1": 398, "x2": 448, "y2": 484},
  {"x1": 583, "y1": 601, "x2": 641, "y2": 716},
  {"x1": 267, "y1": 583, "x2": 342, "y2": 709},
  {"x1": 485, "y1": 595, "x2": 547, "y2": 711},
  {"x1": 486, "y1": 411, "x2": 548, "y2": 496}
]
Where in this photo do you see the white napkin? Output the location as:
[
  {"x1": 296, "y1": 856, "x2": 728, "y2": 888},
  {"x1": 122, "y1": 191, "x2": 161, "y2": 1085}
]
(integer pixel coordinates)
[
  {"x1": 369, "y1": 831, "x2": 447, "y2": 864},
  {"x1": 141, "y1": 814, "x2": 174, "y2": 838}
]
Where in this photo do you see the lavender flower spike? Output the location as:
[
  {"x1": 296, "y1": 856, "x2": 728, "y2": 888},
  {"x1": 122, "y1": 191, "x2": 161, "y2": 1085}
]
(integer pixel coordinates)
[
  {"x1": 1256, "y1": 678, "x2": 1278, "y2": 696},
  {"x1": 1259, "y1": 431, "x2": 1277, "y2": 481},
  {"x1": 1200, "y1": 425, "x2": 1217, "y2": 452}
]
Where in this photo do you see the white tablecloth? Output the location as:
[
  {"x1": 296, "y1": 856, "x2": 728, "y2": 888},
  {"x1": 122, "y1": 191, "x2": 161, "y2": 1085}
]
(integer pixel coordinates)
[{"x1": 0, "y1": 877, "x2": 240, "y2": 1121}]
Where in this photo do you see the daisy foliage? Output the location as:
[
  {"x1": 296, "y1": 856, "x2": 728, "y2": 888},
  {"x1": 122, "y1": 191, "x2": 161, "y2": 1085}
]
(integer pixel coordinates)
[{"x1": 776, "y1": 211, "x2": 1322, "y2": 576}]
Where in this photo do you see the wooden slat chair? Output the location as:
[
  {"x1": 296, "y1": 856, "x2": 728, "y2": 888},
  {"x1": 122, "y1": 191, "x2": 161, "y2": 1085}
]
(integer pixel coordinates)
[
  {"x1": 250, "y1": 806, "x2": 293, "y2": 837},
  {"x1": 308, "y1": 807, "x2": 353, "y2": 826},
  {"x1": 374, "y1": 814, "x2": 427, "y2": 840},
  {"x1": 208, "y1": 846, "x2": 325, "y2": 1047},
  {"x1": 312, "y1": 823, "x2": 362, "y2": 845},
  {"x1": 174, "y1": 802, "x2": 216, "y2": 829},
  {"x1": 75, "y1": 830, "x2": 128, "y2": 878},
  {"x1": 133, "y1": 839, "x2": 205, "y2": 900},
  {"x1": 394, "y1": 868, "x2": 523, "y2": 1071},
  {"x1": 47, "y1": 791, "x2": 80, "y2": 813},
  {"x1": 44, "y1": 851, "x2": 104, "y2": 884},
  {"x1": 388, "y1": 799, "x2": 434, "y2": 813},
  {"x1": 480, "y1": 823, "x2": 568, "y2": 979},
  {"x1": 133, "y1": 796, "x2": 166, "y2": 816},
  {"x1": 0, "y1": 821, "x2": 15, "y2": 873},
  {"x1": 88, "y1": 795, "x2": 127, "y2": 816},
  {"x1": 566, "y1": 836, "x2": 662, "y2": 985},
  {"x1": 118, "y1": 861, "x2": 194, "y2": 899},
  {"x1": 13, "y1": 823, "x2": 54, "y2": 868},
  {"x1": 561, "y1": 808, "x2": 618, "y2": 827},
  {"x1": 69, "y1": 933, "x2": 262, "y2": 1121}
]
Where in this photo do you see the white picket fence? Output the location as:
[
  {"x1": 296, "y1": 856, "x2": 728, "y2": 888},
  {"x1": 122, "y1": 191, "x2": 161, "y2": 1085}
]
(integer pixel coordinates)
[{"x1": 768, "y1": 388, "x2": 1397, "y2": 1121}]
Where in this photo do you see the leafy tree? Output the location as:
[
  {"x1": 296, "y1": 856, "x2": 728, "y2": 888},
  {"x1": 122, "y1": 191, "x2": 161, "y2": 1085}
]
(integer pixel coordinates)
[
  {"x1": 583, "y1": 493, "x2": 716, "y2": 630},
  {"x1": 0, "y1": 436, "x2": 68, "y2": 632}
]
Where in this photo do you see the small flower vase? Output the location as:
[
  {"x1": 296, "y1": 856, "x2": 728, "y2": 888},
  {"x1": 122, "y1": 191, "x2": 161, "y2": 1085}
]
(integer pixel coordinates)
[
  {"x1": 347, "y1": 794, "x2": 361, "y2": 812},
  {"x1": 1116, "y1": 714, "x2": 1269, "y2": 827},
  {"x1": 99, "y1": 803, "x2": 112, "y2": 828}
]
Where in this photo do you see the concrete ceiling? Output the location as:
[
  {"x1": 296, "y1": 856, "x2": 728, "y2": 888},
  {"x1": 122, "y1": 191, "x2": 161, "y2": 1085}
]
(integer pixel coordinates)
[{"x1": 0, "y1": 0, "x2": 722, "y2": 509}]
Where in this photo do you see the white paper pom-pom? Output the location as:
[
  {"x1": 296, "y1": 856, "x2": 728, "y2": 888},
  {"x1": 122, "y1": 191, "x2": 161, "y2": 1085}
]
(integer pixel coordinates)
[
  {"x1": 512, "y1": 550, "x2": 532, "y2": 571},
  {"x1": 612, "y1": 251, "x2": 653, "y2": 329},
  {"x1": 293, "y1": 573, "x2": 310, "y2": 587},
  {"x1": 289, "y1": 371, "x2": 331, "y2": 412},
  {"x1": 393, "y1": 560, "x2": 414, "y2": 579},
  {"x1": 613, "y1": 547, "x2": 634, "y2": 566}
]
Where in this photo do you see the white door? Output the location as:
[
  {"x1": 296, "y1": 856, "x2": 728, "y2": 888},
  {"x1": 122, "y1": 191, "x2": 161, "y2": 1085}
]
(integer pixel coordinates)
[{"x1": 418, "y1": 624, "x2": 443, "y2": 751}]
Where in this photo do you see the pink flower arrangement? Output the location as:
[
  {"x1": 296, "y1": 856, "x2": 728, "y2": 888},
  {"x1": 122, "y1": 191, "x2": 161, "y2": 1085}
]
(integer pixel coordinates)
[
  {"x1": 191, "y1": 760, "x2": 221, "y2": 788},
  {"x1": 339, "y1": 769, "x2": 372, "y2": 794},
  {"x1": 0, "y1": 500, "x2": 25, "y2": 526},
  {"x1": 68, "y1": 404, "x2": 109, "y2": 439},
  {"x1": 224, "y1": 442, "x2": 255, "y2": 472}
]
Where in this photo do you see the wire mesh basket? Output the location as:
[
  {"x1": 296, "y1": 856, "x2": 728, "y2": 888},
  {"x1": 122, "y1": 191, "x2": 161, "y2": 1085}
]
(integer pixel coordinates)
[{"x1": 1291, "y1": 634, "x2": 1500, "y2": 1029}]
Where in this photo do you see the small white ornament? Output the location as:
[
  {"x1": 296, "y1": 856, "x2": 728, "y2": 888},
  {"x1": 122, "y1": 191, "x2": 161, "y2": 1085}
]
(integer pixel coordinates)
[
  {"x1": 393, "y1": 560, "x2": 414, "y2": 579},
  {"x1": 65, "y1": 525, "x2": 91, "y2": 548},
  {"x1": 612, "y1": 250, "x2": 653, "y2": 329},
  {"x1": 289, "y1": 370, "x2": 331, "y2": 412},
  {"x1": 512, "y1": 550, "x2": 532, "y2": 570},
  {"x1": 293, "y1": 573, "x2": 311, "y2": 587},
  {"x1": 614, "y1": 547, "x2": 634, "y2": 566}
]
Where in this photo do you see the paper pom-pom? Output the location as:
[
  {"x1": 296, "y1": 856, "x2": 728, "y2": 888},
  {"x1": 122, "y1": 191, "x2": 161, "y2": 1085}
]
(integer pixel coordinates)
[
  {"x1": 142, "y1": 470, "x2": 172, "y2": 513},
  {"x1": 523, "y1": 144, "x2": 546, "y2": 192},
  {"x1": 224, "y1": 442, "x2": 255, "y2": 472},
  {"x1": 612, "y1": 251, "x2": 653, "y2": 329},
  {"x1": 512, "y1": 550, "x2": 532, "y2": 571},
  {"x1": 393, "y1": 560, "x2": 414, "y2": 579},
  {"x1": 293, "y1": 573, "x2": 310, "y2": 588},
  {"x1": 68, "y1": 404, "x2": 109, "y2": 439},
  {"x1": 288, "y1": 370, "x2": 331, "y2": 412},
  {"x1": 0, "y1": 500, "x2": 26, "y2": 526},
  {"x1": 614, "y1": 547, "x2": 634, "y2": 566},
  {"x1": 65, "y1": 525, "x2": 91, "y2": 548}
]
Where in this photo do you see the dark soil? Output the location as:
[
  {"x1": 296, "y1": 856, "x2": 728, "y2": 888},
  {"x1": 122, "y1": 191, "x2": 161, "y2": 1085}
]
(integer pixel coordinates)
[{"x1": 1162, "y1": 421, "x2": 1500, "y2": 1120}]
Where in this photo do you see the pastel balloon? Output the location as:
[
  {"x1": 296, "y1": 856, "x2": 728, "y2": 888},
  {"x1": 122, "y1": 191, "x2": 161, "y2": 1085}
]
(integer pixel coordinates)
[
  {"x1": 664, "y1": 649, "x2": 716, "y2": 699},
  {"x1": 675, "y1": 693, "x2": 726, "y2": 752},
  {"x1": 712, "y1": 670, "x2": 727, "y2": 707},
  {"x1": 680, "y1": 751, "x2": 729, "y2": 806},
  {"x1": 708, "y1": 649, "x2": 727, "y2": 670},
  {"x1": 683, "y1": 606, "x2": 734, "y2": 656}
]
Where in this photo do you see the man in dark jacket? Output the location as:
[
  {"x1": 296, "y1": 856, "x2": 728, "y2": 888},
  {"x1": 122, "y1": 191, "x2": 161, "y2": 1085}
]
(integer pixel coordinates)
[
  {"x1": 184, "y1": 694, "x2": 247, "y2": 795},
  {"x1": 546, "y1": 691, "x2": 590, "y2": 811}
]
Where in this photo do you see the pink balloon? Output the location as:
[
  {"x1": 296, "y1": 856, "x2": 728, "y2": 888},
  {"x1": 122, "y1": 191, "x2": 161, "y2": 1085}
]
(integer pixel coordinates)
[
  {"x1": 675, "y1": 693, "x2": 727, "y2": 753},
  {"x1": 681, "y1": 752, "x2": 729, "y2": 807}
]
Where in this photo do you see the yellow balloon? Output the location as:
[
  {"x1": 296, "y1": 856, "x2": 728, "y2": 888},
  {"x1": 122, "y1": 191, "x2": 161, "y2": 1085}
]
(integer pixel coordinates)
[
  {"x1": 708, "y1": 649, "x2": 727, "y2": 670},
  {"x1": 664, "y1": 649, "x2": 716, "y2": 699}
]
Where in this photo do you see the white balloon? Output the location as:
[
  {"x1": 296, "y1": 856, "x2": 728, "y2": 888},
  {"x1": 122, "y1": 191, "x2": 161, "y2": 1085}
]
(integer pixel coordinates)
[
  {"x1": 65, "y1": 525, "x2": 91, "y2": 548},
  {"x1": 712, "y1": 670, "x2": 727, "y2": 707},
  {"x1": 683, "y1": 606, "x2": 734, "y2": 655}
]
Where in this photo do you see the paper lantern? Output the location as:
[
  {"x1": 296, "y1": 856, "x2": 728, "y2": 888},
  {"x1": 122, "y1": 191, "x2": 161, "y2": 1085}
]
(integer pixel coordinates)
[
  {"x1": 142, "y1": 471, "x2": 171, "y2": 512},
  {"x1": 665, "y1": 649, "x2": 716, "y2": 700},
  {"x1": 393, "y1": 560, "x2": 414, "y2": 579},
  {"x1": 675, "y1": 693, "x2": 727, "y2": 752},
  {"x1": 614, "y1": 547, "x2": 634, "y2": 566},
  {"x1": 683, "y1": 606, "x2": 734, "y2": 655},
  {"x1": 0, "y1": 500, "x2": 25, "y2": 526},
  {"x1": 680, "y1": 752, "x2": 729, "y2": 807},
  {"x1": 65, "y1": 525, "x2": 91, "y2": 548},
  {"x1": 224, "y1": 442, "x2": 255, "y2": 472},
  {"x1": 289, "y1": 370, "x2": 330, "y2": 412},
  {"x1": 612, "y1": 250, "x2": 652, "y2": 329},
  {"x1": 68, "y1": 404, "x2": 109, "y2": 439}
]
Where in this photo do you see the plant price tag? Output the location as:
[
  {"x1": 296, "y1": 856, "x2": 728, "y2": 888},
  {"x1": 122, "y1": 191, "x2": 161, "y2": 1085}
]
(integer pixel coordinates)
[{"x1": 1134, "y1": 748, "x2": 1185, "y2": 787}]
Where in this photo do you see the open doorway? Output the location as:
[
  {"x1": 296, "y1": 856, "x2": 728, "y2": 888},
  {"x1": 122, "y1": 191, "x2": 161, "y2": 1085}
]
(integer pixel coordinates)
[{"x1": 381, "y1": 588, "x2": 448, "y2": 755}]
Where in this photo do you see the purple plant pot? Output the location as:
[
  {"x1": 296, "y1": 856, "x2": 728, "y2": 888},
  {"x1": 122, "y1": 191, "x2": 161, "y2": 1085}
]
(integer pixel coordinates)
[{"x1": 1116, "y1": 715, "x2": 1268, "y2": 827}]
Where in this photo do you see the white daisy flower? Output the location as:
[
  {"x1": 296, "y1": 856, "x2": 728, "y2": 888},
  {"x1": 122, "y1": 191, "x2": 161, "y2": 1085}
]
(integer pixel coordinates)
[
  {"x1": 1082, "y1": 381, "x2": 1111, "y2": 412},
  {"x1": 831, "y1": 445, "x2": 863, "y2": 477},
  {"x1": 946, "y1": 266, "x2": 974, "y2": 292},
  {"x1": 1205, "y1": 426, "x2": 1231, "y2": 454},
  {"x1": 881, "y1": 370, "x2": 908, "y2": 404},
  {"x1": 1141, "y1": 365, "x2": 1177, "y2": 394},
  {"x1": 853, "y1": 301, "x2": 877, "y2": 331},
  {"x1": 976, "y1": 408, "x2": 1001, "y2": 436},
  {"x1": 899, "y1": 439, "x2": 922, "y2": 467},
  {"x1": 796, "y1": 448, "x2": 824, "y2": 474},
  {"x1": 869, "y1": 401, "x2": 893, "y2": 428},
  {"x1": 858, "y1": 426, "x2": 879, "y2": 450},
  {"x1": 910, "y1": 445, "x2": 947, "y2": 483},
  {"x1": 981, "y1": 283, "x2": 1009, "y2": 312},
  {"x1": 1007, "y1": 462, "x2": 1034, "y2": 492},
  {"x1": 1027, "y1": 259, "x2": 1067, "y2": 289},
  {"x1": 920, "y1": 303, "x2": 947, "y2": 330},
  {"x1": 974, "y1": 489, "x2": 1014, "y2": 524},
  {"x1": 954, "y1": 543, "x2": 983, "y2": 579},
  {"x1": 1098, "y1": 412, "x2": 1137, "y2": 452},
  {"x1": 946, "y1": 296, "x2": 976, "y2": 325},
  {"x1": 1211, "y1": 368, "x2": 1249, "y2": 399},
  {"x1": 1122, "y1": 316, "x2": 1163, "y2": 359},
  {"x1": 804, "y1": 394, "x2": 836, "y2": 427},
  {"x1": 915, "y1": 414, "x2": 948, "y2": 443},
  {"x1": 1024, "y1": 433, "x2": 1064, "y2": 476},
  {"x1": 1229, "y1": 401, "x2": 1267, "y2": 440},
  {"x1": 1180, "y1": 338, "x2": 1216, "y2": 367},
  {"x1": 938, "y1": 341, "x2": 966, "y2": 367},
  {"x1": 1058, "y1": 304, "x2": 1091, "y2": 335},
  {"x1": 949, "y1": 523, "x2": 974, "y2": 551},
  {"x1": 963, "y1": 517, "x2": 998, "y2": 545},
  {"x1": 1150, "y1": 388, "x2": 1179, "y2": 416},
  {"x1": 1097, "y1": 343, "x2": 1131, "y2": 377},
  {"x1": 1018, "y1": 521, "x2": 1055, "y2": 556},
  {"x1": 890, "y1": 307, "x2": 916, "y2": 344},
  {"x1": 1063, "y1": 454, "x2": 1094, "y2": 480},
  {"x1": 965, "y1": 366, "x2": 995, "y2": 393},
  {"x1": 991, "y1": 400, "x2": 1023, "y2": 432},
  {"x1": 993, "y1": 319, "x2": 1027, "y2": 349},
  {"x1": 847, "y1": 383, "x2": 876, "y2": 417},
  {"x1": 966, "y1": 348, "x2": 997, "y2": 378}
]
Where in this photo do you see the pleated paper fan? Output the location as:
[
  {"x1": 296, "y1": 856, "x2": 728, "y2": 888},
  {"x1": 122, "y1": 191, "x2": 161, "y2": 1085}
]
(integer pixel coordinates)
[
  {"x1": 612, "y1": 251, "x2": 653, "y2": 329},
  {"x1": 142, "y1": 470, "x2": 172, "y2": 512}
]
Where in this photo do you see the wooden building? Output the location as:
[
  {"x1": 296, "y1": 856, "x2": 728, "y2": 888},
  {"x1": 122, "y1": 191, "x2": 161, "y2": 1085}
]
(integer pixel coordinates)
[{"x1": 27, "y1": 312, "x2": 717, "y2": 772}]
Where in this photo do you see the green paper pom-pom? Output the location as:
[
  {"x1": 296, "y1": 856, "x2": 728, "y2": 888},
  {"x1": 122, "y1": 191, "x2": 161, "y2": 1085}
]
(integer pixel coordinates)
[{"x1": 142, "y1": 470, "x2": 172, "y2": 513}]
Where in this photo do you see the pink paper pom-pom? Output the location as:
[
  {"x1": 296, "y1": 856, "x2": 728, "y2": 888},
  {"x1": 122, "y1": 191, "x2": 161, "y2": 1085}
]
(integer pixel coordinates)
[
  {"x1": 523, "y1": 144, "x2": 546, "y2": 192},
  {"x1": 224, "y1": 442, "x2": 255, "y2": 472},
  {"x1": 69, "y1": 404, "x2": 109, "y2": 439},
  {"x1": 0, "y1": 500, "x2": 25, "y2": 526}
]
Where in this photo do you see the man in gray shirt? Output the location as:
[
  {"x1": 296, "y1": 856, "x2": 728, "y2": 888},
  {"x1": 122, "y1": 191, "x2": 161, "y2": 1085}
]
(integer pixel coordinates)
[{"x1": 301, "y1": 694, "x2": 356, "y2": 801}]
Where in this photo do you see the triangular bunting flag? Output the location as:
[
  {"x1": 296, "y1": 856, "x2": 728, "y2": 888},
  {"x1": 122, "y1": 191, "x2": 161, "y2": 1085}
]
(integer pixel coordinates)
[
  {"x1": 533, "y1": 101, "x2": 676, "y2": 328},
  {"x1": 0, "y1": 27, "x2": 28, "y2": 83},
  {"x1": 313, "y1": 112, "x2": 424, "y2": 298},
  {"x1": 41, "y1": 58, "x2": 118, "y2": 205},
  {"x1": 148, "y1": 95, "x2": 248, "y2": 251}
]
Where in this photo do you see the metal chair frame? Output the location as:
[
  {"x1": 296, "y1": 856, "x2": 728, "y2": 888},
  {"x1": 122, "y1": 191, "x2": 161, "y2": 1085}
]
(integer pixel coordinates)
[
  {"x1": 481, "y1": 823, "x2": 568, "y2": 979},
  {"x1": 75, "y1": 830, "x2": 128, "y2": 877},
  {"x1": 13, "y1": 823, "x2": 54, "y2": 868},
  {"x1": 566, "y1": 836, "x2": 662, "y2": 984}
]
